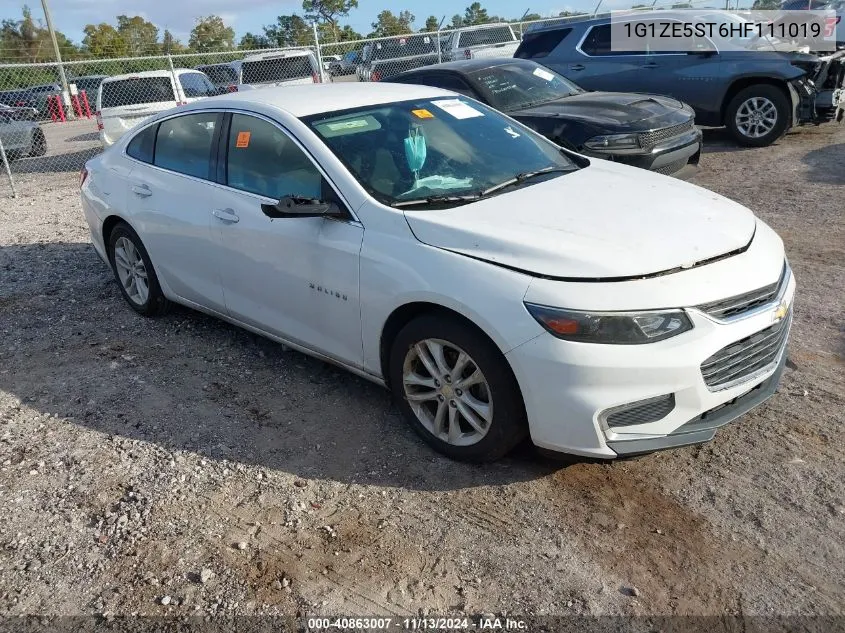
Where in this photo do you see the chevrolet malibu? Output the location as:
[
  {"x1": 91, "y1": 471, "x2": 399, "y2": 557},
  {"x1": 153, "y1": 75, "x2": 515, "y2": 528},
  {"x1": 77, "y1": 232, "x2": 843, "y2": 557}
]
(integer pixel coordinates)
[{"x1": 80, "y1": 83, "x2": 795, "y2": 462}]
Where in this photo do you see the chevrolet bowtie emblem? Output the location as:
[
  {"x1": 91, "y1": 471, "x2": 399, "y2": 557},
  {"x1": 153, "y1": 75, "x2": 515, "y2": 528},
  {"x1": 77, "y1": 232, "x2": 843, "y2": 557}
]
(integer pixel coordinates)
[{"x1": 773, "y1": 300, "x2": 789, "y2": 323}]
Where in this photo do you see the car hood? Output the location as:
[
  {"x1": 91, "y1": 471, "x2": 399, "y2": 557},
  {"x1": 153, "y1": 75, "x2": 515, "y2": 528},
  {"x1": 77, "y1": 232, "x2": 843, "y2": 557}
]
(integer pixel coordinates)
[
  {"x1": 510, "y1": 92, "x2": 691, "y2": 129},
  {"x1": 403, "y1": 161, "x2": 757, "y2": 280}
]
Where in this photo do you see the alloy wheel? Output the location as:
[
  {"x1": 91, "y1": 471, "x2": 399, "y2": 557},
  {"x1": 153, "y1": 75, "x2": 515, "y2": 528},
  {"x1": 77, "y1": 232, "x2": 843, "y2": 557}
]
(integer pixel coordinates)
[
  {"x1": 402, "y1": 338, "x2": 493, "y2": 446},
  {"x1": 113, "y1": 236, "x2": 149, "y2": 306},
  {"x1": 735, "y1": 97, "x2": 777, "y2": 139}
]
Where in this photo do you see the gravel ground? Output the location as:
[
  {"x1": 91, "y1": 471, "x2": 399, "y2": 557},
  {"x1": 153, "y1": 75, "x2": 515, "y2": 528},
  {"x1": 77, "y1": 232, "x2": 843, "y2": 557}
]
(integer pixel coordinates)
[{"x1": 0, "y1": 120, "x2": 843, "y2": 623}]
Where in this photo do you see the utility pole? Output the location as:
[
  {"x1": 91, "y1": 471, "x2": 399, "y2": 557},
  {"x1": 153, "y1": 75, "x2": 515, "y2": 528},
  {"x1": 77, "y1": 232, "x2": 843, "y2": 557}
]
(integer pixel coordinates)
[{"x1": 40, "y1": 0, "x2": 72, "y2": 116}]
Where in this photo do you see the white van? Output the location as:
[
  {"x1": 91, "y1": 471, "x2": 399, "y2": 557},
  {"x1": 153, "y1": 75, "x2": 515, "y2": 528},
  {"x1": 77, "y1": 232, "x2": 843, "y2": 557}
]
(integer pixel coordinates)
[
  {"x1": 238, "y1": 50, "x2": 325, "y2": 88},
  {"x1": 96, "y1": 69, "x2": 219, "y2": 147}
]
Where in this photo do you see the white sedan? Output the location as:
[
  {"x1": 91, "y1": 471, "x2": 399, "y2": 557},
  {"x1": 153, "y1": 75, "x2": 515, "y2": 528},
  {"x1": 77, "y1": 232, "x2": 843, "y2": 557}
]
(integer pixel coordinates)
[{"x1": 80, "y1": 83, "x2": 795, "y2": 462}]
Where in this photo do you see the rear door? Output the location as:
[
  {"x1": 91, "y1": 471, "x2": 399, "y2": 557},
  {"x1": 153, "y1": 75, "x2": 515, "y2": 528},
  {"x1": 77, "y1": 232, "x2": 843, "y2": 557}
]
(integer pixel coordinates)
[
  {"x1": 98, "y1": 76, "x2": 178, "y2": 145},
  {"x1": 125, "y1": 112, "x2": 227, "y2": 313}
]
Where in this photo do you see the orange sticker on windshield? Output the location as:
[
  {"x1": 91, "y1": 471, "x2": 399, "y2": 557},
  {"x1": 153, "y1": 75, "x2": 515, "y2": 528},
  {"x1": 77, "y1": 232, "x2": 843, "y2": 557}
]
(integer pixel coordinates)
[
  {"x1": 235, "y1": 131, "x2": 251, "y2": 148},
  {"x1": 412, "y1": 109, "x2": 434, "y2": 119}
]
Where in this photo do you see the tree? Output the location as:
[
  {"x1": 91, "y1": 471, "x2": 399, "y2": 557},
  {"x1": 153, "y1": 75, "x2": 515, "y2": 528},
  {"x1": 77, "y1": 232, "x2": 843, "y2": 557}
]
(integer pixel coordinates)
[
  {"x1": 463, "y1": 2, "x2": 490, "y2": 25},
  {"x1": 116, "y1": 15, "x2": 159, "y2": 55},
  {"x1": 263, "y1": 14, "x2": 313, "y2": 47},
  {"x1": 520, "y1": 13, "x2": 543, "y2": 21},
  {"x1": 189, "y1": 15, "x2": 235, "y2": 52},
  {"x1": 422, "y1": 16, "x2": 440, "y2": 31},
  {"x1": 450, "y1": 14, "x2": 464, "y2": 28},
  {"x1": 162, "y1": 29, "x2": 186, "y2": 53},
  {"x1": 321, "y1": 23, "x2": 362, "y2": 42},
  {"x1": 751, "y1": 0, "x2": 780, "y2": 7},
  {"x1": 82, "y1": 23, "x2": 127, "y2": 58},
  {"x1": 239, "y1": 32, "x2": 270, "y2": 50},
  {"x1": 369, "y1": 10, "x2": 415, "y2": 37},
  {"x1": 302, "y1": 0, "x2": 359, "y2": 40},
  {"x1": 1, "y1": 5, "x2": 78, "y2": 62}
]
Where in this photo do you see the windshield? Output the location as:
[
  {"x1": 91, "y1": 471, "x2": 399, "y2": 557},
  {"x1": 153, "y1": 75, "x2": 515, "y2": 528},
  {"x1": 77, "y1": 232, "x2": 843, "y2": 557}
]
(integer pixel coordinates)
[
  {"x1": 303, "y1": 97, "x2": 578, "y2": 207},
  {"x1": 372, "y1": 35, "x2": 436, "y2": 60},
  {"x1": 101, "y1": 77, "x2": 175, "y2": 108},
  {"x1": 199, "y1": 65, "x2": 238, "y2": 86},
  {"x1": 457, "y1": 26, "x2": 516, "y2": 47},
  {"x1": 469, "y1": 63, "x2": 582, "y2": 111},
  {"x1": 242, "y1": 56, "x2": 313, "y2": 83}
]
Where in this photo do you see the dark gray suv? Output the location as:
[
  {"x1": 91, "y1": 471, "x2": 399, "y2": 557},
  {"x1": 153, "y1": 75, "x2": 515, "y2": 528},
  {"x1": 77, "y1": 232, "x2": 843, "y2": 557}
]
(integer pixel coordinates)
[{"x1": 516, "y1": 13, "x2": 845, "y2": 146}]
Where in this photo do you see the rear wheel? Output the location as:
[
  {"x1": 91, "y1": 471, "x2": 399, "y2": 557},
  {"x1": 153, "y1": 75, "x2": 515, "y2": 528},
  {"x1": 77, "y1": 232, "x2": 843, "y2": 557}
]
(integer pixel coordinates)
[
  {"x1": 29, "y1": 129, "x2": 46, "y2": 157},
  {"x1": 107, "y1": 222, "x2": 170, "y2": 317},
  {"x1": 389, "y1": 313, "x2": 527, "y2": 462},
  {"x1": 725, "y1": 85, "x2": 789, "y2": 147}
]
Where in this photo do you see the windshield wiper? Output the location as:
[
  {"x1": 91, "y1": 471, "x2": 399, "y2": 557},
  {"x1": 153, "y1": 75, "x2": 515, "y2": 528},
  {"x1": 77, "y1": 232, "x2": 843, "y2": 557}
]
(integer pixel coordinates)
[
  {"x1": 392, "y1": 194, "x2": 481, "y2": 209},
  {"x1": 480, "y1": 166, "x2": 574, "y2": 197}
]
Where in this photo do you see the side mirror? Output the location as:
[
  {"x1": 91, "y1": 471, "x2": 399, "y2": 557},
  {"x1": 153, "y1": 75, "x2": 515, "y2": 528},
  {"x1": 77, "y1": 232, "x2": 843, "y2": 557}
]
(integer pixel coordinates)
[{"x1": 261, "y1": 195, "x2": 344, "y2": 219}]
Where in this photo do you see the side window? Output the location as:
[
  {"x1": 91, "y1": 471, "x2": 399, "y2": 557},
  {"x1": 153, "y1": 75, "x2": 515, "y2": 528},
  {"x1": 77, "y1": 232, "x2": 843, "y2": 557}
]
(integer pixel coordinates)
[
  {"x1": 180, "y1": 73, "x2": 216, "y2": 98},
  {"x1": 515, "y1": 28, "x2": 572, "y2": 59},
  {"x1": 226, "y1": 113, "x2": 323, "y2": 201},
  {"x1": 154, "y1": 112, "x2": 219, "y2": 179},
  {"x1": 126, "y1": 124, "x2": 157, "y2": 163},
  {"x1": 581, "y1": 23, "x2": 645, "y2": 56}
]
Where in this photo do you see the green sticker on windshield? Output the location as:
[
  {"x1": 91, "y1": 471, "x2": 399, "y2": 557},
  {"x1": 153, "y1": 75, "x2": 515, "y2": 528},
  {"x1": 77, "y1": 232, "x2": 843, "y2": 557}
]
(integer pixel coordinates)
[{"x1": 315, "y1": 115, "x2": 381, "y2": 138}]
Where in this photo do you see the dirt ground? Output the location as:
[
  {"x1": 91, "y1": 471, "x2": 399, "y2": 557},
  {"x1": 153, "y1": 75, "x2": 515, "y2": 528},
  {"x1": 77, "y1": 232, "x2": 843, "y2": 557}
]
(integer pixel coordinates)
[{"x1": 0, "y1": 118, "x2": 843, "y2": 624}]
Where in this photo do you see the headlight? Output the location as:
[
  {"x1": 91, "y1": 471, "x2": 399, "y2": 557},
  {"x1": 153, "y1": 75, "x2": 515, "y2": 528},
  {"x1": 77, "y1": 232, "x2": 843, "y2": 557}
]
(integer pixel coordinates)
[
  {"x1": 524, "y1": 303, "x2": 693, "y2": 344},
  {"x1": 583, "y1": 133, "x2": 640, "y2": 151}
]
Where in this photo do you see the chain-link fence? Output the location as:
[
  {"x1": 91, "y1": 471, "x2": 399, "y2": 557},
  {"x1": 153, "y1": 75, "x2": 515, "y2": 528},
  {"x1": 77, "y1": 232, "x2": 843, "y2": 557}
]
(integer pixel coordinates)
[{"x1": 0, "y1": 0, "x2": 722, "y2": 198}]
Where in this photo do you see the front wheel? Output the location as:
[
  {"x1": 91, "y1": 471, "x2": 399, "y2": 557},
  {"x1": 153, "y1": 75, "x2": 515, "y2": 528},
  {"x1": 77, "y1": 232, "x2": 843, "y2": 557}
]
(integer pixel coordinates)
[
  {"x1": 389, "y1": 314, "x2": 527, "y2": 462},
  {"x1": 29, "y1": 129, "x2": 46, "y2": 157},
  {"x1": 725, "y1": 85, "x2": 790, "y2": 147}
]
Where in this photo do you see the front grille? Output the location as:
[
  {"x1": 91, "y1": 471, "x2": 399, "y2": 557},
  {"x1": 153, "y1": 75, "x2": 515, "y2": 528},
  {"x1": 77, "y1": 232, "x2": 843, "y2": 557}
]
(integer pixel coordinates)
[
  {"x1": 700, "y1": 311, "x2": 791, "y2": 390},
  {"x1": 699, "y1": 263, "x2": 787, "y2": 321},
  {"x1": 638, "y1": 120, "x2": 695, "y2": 150},
  {"x1": 653, "y1": 158, "x2": 688, "y2": 176},
  {"x1": 605, "y1": 394, "x2": 675, "y2": 428}
]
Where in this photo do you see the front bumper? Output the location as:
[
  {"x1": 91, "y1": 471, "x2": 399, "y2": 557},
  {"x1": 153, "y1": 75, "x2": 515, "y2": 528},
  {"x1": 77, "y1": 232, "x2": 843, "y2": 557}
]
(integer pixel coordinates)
[
  {"x1": 582, "y1": 127, "x2": 702, "y2": 176},
  {"x1": 506, "y1": 261, "x2": 796, "y2": 459}
]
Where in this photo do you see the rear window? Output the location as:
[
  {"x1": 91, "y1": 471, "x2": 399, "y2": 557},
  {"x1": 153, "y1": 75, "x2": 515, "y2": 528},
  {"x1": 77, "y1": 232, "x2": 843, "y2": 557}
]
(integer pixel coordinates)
[
  {"x1": 457, "y1": 26, "x2": 516, "y2": 48},
  {"x1": 101, "y1": 77, "x2": 175, "y2": 108},
  {"x1": 515, "y1": 28, "x2": 572, "y2": 59},
  {"x1": 242, "y1": 56, "x2": 313, "y2": 83},
  {"x1": 372, "y1": 36, "x2": 435, "y2": 60},
  {"x1": 199, "y1": 65, "x2": 238, "y2": 86}
]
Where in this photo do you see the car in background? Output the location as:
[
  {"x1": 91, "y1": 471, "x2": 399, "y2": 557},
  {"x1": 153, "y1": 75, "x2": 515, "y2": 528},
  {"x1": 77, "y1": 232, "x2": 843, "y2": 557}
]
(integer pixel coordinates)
[
  {"x1": 0, "y1": 83, "x2": 61, "y2": 119},
  {"x1": 239, "y1": 50, "x2": 324, "y2": 88},
  {"x1": 357, "y1": 34, "x2": 439, "y2": 82},
  {"x1": 778, "y1": 0, "x2": 845, "y2": 48},
  {"x1": 328, "y1": 50, "x2": 362, "y2": 76},
  {"x1": 440, "y1": 23, "x2": 521, "y2": 61},
  {"x1": 0, "y1": 109, "x2": 46, "y2": 158},
  {"x1": 196, "y1": 62, "x2": 241, "y2": 93},
  {"x1": 81, "y1": 83, "x2": 794, "y2": 462},
  {"x1": 387, "y1": 58, "x2": 701, "y2": 176},
  {"x1": 96, "y1": 69, "x2": 219, "y2": 147},
  {"x1": 322, "y1": 54, "x2": 343, "y2": 72},
  {"x1": 70, "y1": 75, "x2": 108, "y2": 101},
  {"x1": 0, "y1": 102, "x2": 39, "y2": 121},
  {"x1": 515, "y1": 12, "x2": 845, "y2": 146}
]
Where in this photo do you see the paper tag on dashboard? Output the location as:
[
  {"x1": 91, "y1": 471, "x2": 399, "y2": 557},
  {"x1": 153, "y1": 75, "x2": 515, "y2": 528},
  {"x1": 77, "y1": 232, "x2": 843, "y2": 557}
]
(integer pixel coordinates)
[
  {"x1": 432, "y1": 99, "x2": 483, "y2": 120},
  {"x1": 532, "y1": 67, "x2": 555, "y2": 81}
]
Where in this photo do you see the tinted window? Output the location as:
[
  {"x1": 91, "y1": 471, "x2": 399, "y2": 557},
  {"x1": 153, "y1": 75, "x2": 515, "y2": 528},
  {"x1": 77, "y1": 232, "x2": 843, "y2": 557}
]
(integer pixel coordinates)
[
  {"x1": 372, "y1": 36, "x2": 435, "y2": 60},
  {"x1": 73, "y1": 78, "x2": 103, "y2": 94},
  {"x1": 581, "y1": 24, "x2": 646, "y2": 56},
  {"x1": 226, "y1": 114, "x2": 322, "y2": 200},
  {"x1": 126, "y1": 124, "x2": 157, "y2": 163},
  {"x1": 101, "y1": 77, "x2": 175, "y2": 108},
  {"x1": 242, "y1": 56, "x2": 314, "y2": 83},
  {"x1": 180, "y1": 72, "x2": 218, "y2": 98},
  {"x1": 457, "y1": 26, "x2": 516, "y2": 47},
  {"x1": 469, "y1": 63, "x2": 581, "y2": 111},
  {"x1": 515, "y1": 28, "x2": 572, "y2": 58},
  {"x1": 154, "y1": 113, "x2": 218, "y2": 179},
  {"x1": 198, "y1": 65, "x2": 238, "y2": 86}
]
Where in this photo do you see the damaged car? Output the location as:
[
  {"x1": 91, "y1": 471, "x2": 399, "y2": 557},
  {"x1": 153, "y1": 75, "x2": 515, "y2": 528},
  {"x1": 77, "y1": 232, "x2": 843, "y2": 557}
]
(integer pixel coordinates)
[{"x1": 517, "y1": 11, "x2": 845, "y2": 146}]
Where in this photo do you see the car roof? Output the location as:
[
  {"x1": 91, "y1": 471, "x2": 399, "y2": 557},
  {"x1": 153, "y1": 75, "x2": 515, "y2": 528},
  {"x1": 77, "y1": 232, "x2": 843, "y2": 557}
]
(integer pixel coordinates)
[
  {"x1": 184, "y1": 82, "x2": 455, "y2": 117},
  {"x1": 242, "y1": 50, "x2": 315, "y2": 62},
  {"x1": 392, "y1": 58, "x2": 535, "y2": 78},
  {"x1": 101, "y1": 69, "x2": 202, "y2": 83}
]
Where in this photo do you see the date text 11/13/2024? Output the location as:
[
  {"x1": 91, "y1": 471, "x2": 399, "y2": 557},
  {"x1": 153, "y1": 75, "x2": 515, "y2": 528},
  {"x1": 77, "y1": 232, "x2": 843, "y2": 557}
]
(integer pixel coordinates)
[{"x1": 305, "y1": 616, "x2": 528, "y2": 630}]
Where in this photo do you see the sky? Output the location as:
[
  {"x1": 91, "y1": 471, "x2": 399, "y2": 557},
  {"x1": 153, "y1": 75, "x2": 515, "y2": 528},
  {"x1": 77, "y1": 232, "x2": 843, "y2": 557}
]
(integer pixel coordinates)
[{"x1": 35, "y1": 0, "x2": 601, "y2": 45}]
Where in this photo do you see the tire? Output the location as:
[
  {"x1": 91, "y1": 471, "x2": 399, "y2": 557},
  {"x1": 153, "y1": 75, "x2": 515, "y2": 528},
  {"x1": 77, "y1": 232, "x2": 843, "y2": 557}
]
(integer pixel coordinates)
[
  {"x1": 724, "y1": 84, "x2": 790, "y2": 147},
  {"x1": 388, "y1": 313, "x2": 527, "y2": 462},
  {"x1": 29, "y1": 129, "x2": 46, "y2": 157},
  {"x1": 107, "y1": 222, "x2": 170, "y2": 317}
]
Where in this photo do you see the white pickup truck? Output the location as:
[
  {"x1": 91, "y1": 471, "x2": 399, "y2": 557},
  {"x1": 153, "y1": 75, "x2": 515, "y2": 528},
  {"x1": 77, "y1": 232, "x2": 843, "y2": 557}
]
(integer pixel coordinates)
[{"x1": 440, "y1": 23, "x2": 521, "y2": 61}]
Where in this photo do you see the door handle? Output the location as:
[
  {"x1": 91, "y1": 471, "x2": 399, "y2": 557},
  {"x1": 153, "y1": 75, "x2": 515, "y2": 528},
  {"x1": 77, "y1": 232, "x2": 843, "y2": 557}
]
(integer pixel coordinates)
[
  {"x1": 131, "y1": 183, "x2": 151, "y2": 197},
  {"x1": 569, "y1": 64, "x2": 585, "y2": 71},
  {"x1": 212, "y1": 208, "x2": 240, "y2": 223},
  {"x1": 642, "y1": 62, "x2": 659, "y2": 69}
]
